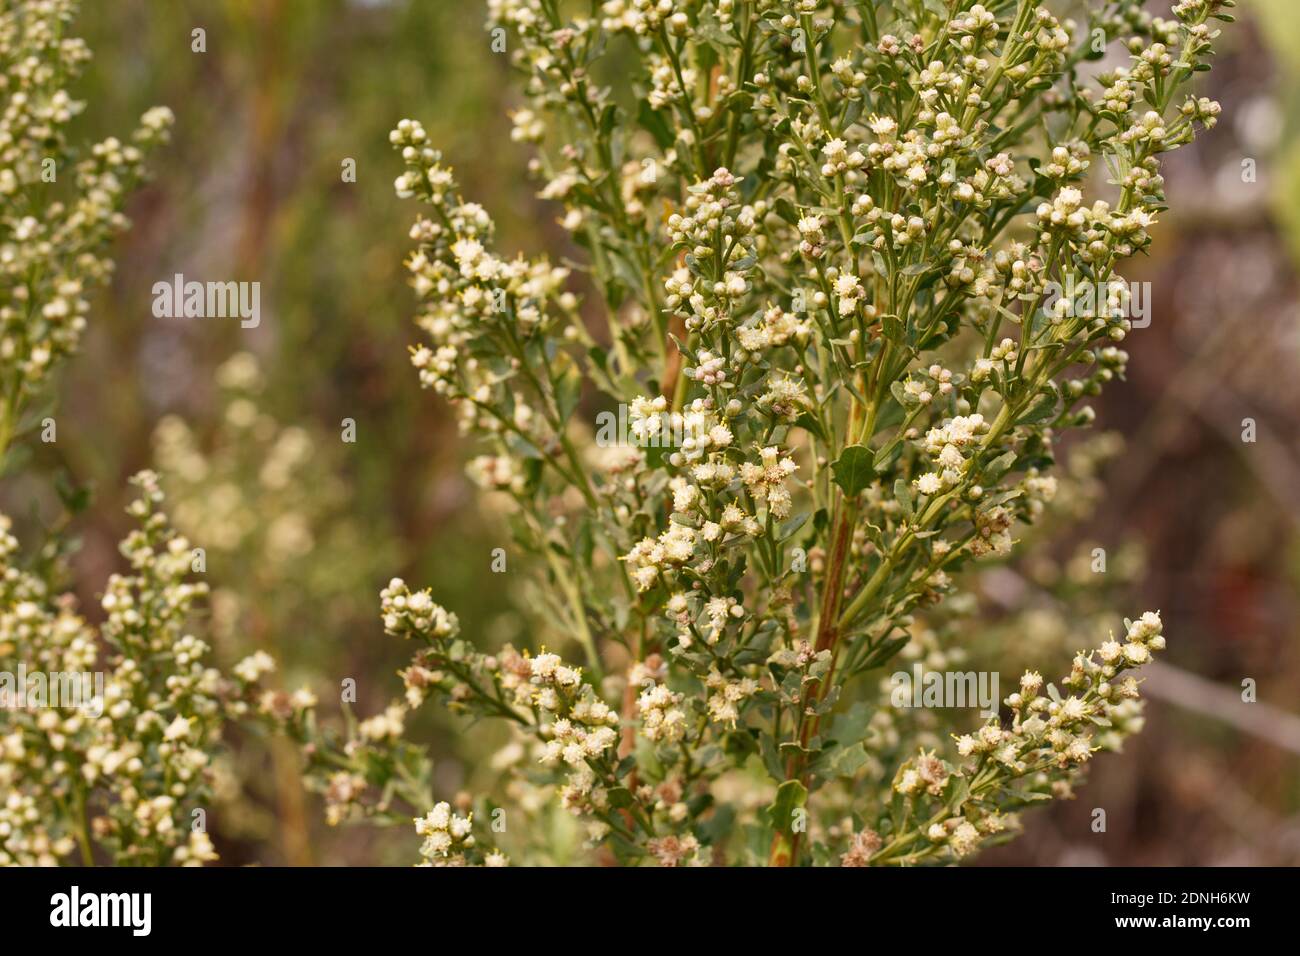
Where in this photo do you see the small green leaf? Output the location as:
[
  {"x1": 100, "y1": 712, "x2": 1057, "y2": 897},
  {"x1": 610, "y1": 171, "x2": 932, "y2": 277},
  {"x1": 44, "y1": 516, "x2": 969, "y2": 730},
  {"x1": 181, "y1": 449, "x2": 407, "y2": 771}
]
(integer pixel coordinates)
[
  {"x1": 773, "y1": 197, "x2": 800, "y2": 225},
  {"x1": 983, "y1": 450, "x2": 1017, "y2": 482},
  {"x1": 1020, "y1": 389, "x2": 1059, "y2": 424},
  {"x1": 824, "y1": 742, "x2": 869, "y2": 777},
  {"x1": 890, "y1": 379, "x2": 913, "y2": 407},
  {"x1": 894, "y1": 478, "x2": 914, "y2": 519},
  {"x1": 795, "y1": 411, "x2": 827, "y2": 442},
  {"x1": 599, "y1": 103, "x2": 619, "y2": 139},
  {"x1": 777, "y1": 512, "x2": 810, "y2": 542},
  {"x1": 637, "y1": 101, "x2": 674, "y2": 149},
  {"x1": 767, "y1": 779, "x2": 807, "y2": 835},
  {"x1": 759, "y1": 734, "x2": 784, "y2": 780},
  {"x1": 831, "y1": 444, "x2": 874, "y2": 497}
]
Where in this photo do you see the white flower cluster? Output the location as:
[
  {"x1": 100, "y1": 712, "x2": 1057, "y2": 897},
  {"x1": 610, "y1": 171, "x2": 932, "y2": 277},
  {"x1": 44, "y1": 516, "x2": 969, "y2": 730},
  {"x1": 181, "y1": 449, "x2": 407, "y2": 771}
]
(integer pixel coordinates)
[
  {"x1": 381, "y1": 578, "x2": 459, "y2": 642},
  {"x1": 915, "y1": 414, "x2": 989, "y2": 497},
  {"x1": 0, "y1": 474, "x2": 258, "y2": 866},
  {"x1": 413, "y1": 801, "x2": 508, "y2": 867},
  {"x1": 704, "y1": 669, "x2": 759, "y2": 727},
  {"x1": 635, "y1": 679, "x2": 687, "y2": 743},
  {"x1": 0, "y1": 0, "x2": 171, "y2": 430}
]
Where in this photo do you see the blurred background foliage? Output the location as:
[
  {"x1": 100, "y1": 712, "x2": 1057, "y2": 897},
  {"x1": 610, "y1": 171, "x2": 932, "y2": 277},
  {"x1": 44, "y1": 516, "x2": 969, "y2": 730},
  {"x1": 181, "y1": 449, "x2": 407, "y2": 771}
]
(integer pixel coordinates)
[
  {"x1": 3, "y1": 0, "x2": 547, "y2": 865},
  {"x1": 1, "y1": 0, "x2": 1295, "y2": 864}
]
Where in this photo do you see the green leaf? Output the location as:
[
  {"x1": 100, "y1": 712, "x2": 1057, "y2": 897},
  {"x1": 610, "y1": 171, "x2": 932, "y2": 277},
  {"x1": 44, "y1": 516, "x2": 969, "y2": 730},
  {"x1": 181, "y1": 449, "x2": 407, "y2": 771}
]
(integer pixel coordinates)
[
  {"x1": 696, "y1": 802, "x2": 735, "y2": 846},
  {"x1": 599, "y1": 103, "x2": 619, "y2": 140},
  {"x1": 795, "y1": 410, "x2": 827, "y2": 442},
  {"x1": 554, "y1": 364, "x2": 583, "y2": 420},
  {"x1": 696, "y1": 10, "x2": 740, "y2": 47},
  {"x1": 829, "y1": 701, "x2": 874, "y2": 743},
  {"x1": 824, "y1": 742, "x2": 869, "y2": 777},
  {"x1": 504, "y1": 432, "x2": 543, "y2": 460},
  {"x1": 841, "y1": 98, "x2": 863, "y2": 129},
  {"x1": 767, "y1": 780, "x2": 807, "y2": 835},
  {"x1": 873, "y1": 438, "x2": 903, "y2": 469},
  {"x1": 853, "y1": 634, "x2": 909, "y2": 674},
  {"x1": 893, "y1": 478, "x2": 914, "y2": 519},
  {"x1": 759, "y1": 734, "x2": 784, "y2": 780},
  {"x1": 983, "y1": 450, "x2": 1017, "y2": 482},
  {"x1": 831, "y1": 444, "x2": 874, "y2": 497},
  {"x1": 890, "y1": 379, "x2": 913, "y2": 407},
  {"x1": 1019, "y1": 389, "x2": 1059, "y2": 424},
  {"x1": 54, "y1": 472, "x2": 93, "y2": 515},
  {"x1": 777, "y1": 512, "x2": 810, "y2": 542},
  {"x1": 636, "y1": 101, "x2": 674, "y2": 150},
  {"x1": 881, "y1": 312, "x2": 904, "y2": 342},
  {"x1": 773, "y1": 197, "x2": 800, "y2": 225}
]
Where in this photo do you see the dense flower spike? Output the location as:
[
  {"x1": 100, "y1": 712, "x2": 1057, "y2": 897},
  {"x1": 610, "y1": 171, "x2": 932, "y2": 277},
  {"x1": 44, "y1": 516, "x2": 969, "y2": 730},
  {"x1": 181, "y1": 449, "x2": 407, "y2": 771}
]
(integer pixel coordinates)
[
  {"x1": 875, "y1": 612, "x2": 1167, "y2": 864},
  {"x1": 0, "y1": 474, "x2": 262, "y2": 866}
]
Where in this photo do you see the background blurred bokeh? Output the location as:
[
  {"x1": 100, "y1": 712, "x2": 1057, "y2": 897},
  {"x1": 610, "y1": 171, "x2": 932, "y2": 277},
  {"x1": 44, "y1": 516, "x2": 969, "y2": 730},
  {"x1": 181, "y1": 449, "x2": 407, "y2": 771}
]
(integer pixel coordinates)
[{"x1": 3, "y1": 0, "x2": 1295, "y2": 865}]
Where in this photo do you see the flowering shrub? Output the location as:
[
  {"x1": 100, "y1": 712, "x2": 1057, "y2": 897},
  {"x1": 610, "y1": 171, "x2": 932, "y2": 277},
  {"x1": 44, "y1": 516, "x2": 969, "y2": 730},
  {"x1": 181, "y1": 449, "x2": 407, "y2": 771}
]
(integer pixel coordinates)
[
  {"x1": 0, "y1": 0, "x2": 172, "y2": 464},
  {"x1": 0, "y1": 472, "x2": 269, "y2": 866},
  {"x1": 0, "y1": 0, "x2": 1238, "y2": 869},
  {"x1": 316, "y1": 0, "x2": 1233, "y2": 867},
  {"x1": 0, "y1": 0, "x2": 270, "y2": 867}
]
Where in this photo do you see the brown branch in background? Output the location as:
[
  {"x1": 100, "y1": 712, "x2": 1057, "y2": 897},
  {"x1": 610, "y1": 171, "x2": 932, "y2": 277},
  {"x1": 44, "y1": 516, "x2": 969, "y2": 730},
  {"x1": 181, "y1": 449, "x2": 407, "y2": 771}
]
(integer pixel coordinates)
[
  {"x1": 229, "y1": 0, "x2": 320, "y2": 867},
  {"x1": 250, "y1": 610, "x2": 316, "y2": 866},
  {"x1": 1185, "y1": 393, "x2": 1300, "y2": 533},
  {"x1": 977, "y1": 567, "x2": 1300, "y2": 755},
  {"x1": 1141, "y1": 659, "x2": 1300, "y2": 757},
  {"x1": 235, "y1": 0, "x2": 286, "y2": 281}
]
